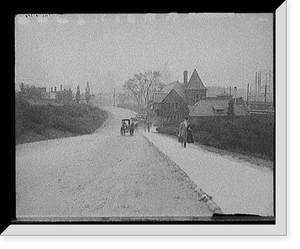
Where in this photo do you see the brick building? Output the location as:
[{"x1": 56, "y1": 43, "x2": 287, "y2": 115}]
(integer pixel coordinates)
[
  {"x1": 150, "y1": 69, "x2": 248, "y2": 124},
  {"x1": 151, "y1": 69, "x2": 208, "y2": 122}
]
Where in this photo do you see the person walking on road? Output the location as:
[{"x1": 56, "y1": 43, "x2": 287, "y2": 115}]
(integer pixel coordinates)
[{"x1": 178, "y1": 117, "x2": 189, "y2": 148}]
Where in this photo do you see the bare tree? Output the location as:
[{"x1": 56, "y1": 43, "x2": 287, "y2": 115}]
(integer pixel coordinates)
[
  {"x1": 75, "y1": 85, "x2": 81, "y2": 104},
  {"x1": 123, "y1": 78, "x2": 142, "y2": 106},
  {"x1": 123, "y1": 71, "x2": 163, "y2": 107},
  {"x1": 85, "y1": 81, "x2": 91, "y2": 105}
]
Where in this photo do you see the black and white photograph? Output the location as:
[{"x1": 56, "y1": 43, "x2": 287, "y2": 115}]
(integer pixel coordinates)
[{"x1": 6, "y1": 4, "x2": 288, "y2": 237}]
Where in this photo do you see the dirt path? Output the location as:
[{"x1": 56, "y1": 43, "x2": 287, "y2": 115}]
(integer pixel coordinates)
[{"x1": 16, "y1": 106, "x2": 214, "y2": 220}]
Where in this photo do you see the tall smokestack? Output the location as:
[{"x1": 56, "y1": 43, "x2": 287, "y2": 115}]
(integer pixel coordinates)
[
  {"x1": 255, "y1": 72, "x2": 257, "y2": 96},
  {"x1": 183, "y1": 70, "x2": 188, "y2": 86}
]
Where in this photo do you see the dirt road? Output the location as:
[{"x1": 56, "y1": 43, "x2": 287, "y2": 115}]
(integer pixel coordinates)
[{"x1": 16, "y1": 106, "x2": 214, "y2": 220}]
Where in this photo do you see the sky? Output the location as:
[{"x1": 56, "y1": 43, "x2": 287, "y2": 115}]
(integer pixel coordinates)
[{"x1": 15, "y1": 13, "x2": 273, "y2": 93}]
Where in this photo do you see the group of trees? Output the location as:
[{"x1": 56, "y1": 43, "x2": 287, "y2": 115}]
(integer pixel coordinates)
[
  {"x1": 76, "y1": 81, "x2": 91, "y2": 105},
  {"x1": 122, "y1": 71, "x2": 165, "y2": 108}
]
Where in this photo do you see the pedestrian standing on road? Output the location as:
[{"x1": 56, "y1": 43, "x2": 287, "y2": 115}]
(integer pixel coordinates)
[
  {"x1": 147, "y1": 121, "x2": 151, "y2": 132},
  {"x1": 178, "y1": 117, "x2": 189, "y2": 148},
  {"x1": 187, "y1": 123, "x2": 194, "y2": 144}
]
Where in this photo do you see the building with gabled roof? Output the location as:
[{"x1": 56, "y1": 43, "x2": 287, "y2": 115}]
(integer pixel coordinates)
[
  {"x1": 159, "y1": 89, "x2": 189, "y2": 121},
  {"x1": 186, "y1": 69, "x2": 207, "y2": 91},
  {"x1": 185, "y1": 69, "x2": 208, "y2": 105},
  {"x1": 162, "y1": 80, "x2": 186, "y2": 102},
  {"x1": 149, "y1": 68, "x2": 248, "y2": 124}
]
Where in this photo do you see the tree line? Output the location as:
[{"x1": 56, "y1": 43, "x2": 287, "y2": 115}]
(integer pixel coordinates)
[{"x1": 75, "y1": 81, "x2": 91, "y2": 105}]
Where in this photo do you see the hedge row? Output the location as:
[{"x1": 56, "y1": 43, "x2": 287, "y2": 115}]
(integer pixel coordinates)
[
  {"x1": 15, "y1": 96, "x2": 108, "y2": 139},
  {"x1": 156, "y1": 115, "x2": 274, "y2": 161}
]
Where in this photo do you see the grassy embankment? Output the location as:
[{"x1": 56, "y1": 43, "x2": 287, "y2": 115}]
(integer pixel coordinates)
[
  {"x1": 15, "y1": 96, "x2": 108, "y2": 145},
  {"x1": 156, "y1": 115, "x2": 274, "y2": 162}
]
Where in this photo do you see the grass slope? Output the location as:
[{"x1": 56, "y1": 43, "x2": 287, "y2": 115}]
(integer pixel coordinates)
[{"x1": 15, "y1": 96, "x2": 108, "y2": 144}]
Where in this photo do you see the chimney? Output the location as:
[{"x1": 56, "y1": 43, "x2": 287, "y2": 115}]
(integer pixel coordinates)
[{"x1": 183, "y1": 70, "x2": 188, "y2": 86}]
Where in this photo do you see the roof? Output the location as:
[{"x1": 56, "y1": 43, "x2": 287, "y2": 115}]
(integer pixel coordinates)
[
  {"x1": 186, "y1": 69, "x2": 207, "y2": 90},
  {"x1": 161, "y1": 88, "x2": 186, "y2": 103},
  {"x1": 153, "y1": 92, "x2": 168, "y2": 103},
  {"x1": 189, "y1": 99, "x2": 228, "y2": 116},
  {"x1": 189, "y1": 99, "x2": 249, "y2": 116},
  {"x1": 234, "y1": 103, "x2": 249, "y2": 115},
  {"x1": 162, "y1": 80, "x2": 186, "y2": 101}
]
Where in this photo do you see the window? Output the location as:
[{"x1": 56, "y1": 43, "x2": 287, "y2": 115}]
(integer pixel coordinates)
[
  {"x1": 213, "y1": 106, "x2": 225, "y2": 114},
  {"x1": 175, "y1": 102, "x2": 178, "y2": 109}
]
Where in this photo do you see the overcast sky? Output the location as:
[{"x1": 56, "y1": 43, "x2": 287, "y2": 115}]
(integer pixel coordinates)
[{"x1": 15, "y1": 13, "x2": 273, "y2": 93}]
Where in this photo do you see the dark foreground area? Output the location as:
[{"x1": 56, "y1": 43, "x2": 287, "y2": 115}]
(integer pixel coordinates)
[{"x1": 15, "y1": 96, "x2": 108, "y2": 145}]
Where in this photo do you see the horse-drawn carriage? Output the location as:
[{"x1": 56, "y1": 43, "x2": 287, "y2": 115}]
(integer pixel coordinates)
[{"x1": 120, "y1": 119, "x2": 134, "y2": 136}]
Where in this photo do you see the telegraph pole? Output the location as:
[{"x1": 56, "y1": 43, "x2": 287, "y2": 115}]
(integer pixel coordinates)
[
  {"x1": 264, "y1": 83, "x2": 267, "y2": 109},
  {"x1": 113, "y1": 88, "x2": 116, "y2": 107},
  {"x1": 255, "y1": 72, "x2": 257, "y2": 101},
  {"x1": 246, "y1": 83, "x2": 249, "y2": 105}
]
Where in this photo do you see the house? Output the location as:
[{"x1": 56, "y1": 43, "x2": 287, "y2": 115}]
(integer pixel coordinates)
[
  {"x1": 151, "y1": 69, "x2": 209, "y2": 122},
  {"x1": 157, "y1": 89, "x2": 189, "y2": 122},
  {"x1": 55, "y1": 89, "x2": 73, "y2": 104},
  {"x1": 184, "y1": 69, "x2": 208, "y2": 105},
  {"x1": 150, "y1": 68, "x2": 249, "y2": 124},
  {"x1": 19, "y1": 83, "x2": 47, "y2": 101}
]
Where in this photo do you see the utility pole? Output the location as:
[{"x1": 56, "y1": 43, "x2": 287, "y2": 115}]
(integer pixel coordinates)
[
  {"x1": 246, "y1": 83, "x2": 249, "y2": 105},
  {"x1": 264, "y1": 83, "x2": 267, "y2": 109},
  {"x1": 113, "y1": 88, "x2": 116, "y2": 107},
  {"x1": 255, "y1": 72, "x2": 257, "y2": 101}
]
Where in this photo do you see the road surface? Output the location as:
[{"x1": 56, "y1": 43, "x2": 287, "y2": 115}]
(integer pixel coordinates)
[{"x1": 16, "y1": 106, "x2": 215, "y2": 220}]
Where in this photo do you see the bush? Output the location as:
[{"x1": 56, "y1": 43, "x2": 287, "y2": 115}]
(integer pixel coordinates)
[
  {"x1": 157, "y1": 115, "x2": 274, "y2": 161},
  {"x1": 15, "y1": 96, "x2": 108, "y2": 143}
]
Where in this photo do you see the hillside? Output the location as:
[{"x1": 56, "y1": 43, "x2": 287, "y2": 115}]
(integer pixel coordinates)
[{"x1": 15, "y1": 96, "x2": 108, "y2": 145}]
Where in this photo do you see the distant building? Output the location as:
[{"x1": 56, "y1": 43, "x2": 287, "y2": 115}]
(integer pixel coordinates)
[
  {"x1": 184, "y1": 69, "x2": 208, "y2": 105},
  {"x1": 152, "y1": 89, "x2": 189, "y2": 123},
  {"x1": 150, "y1": 69, "x2": 249, "y2": 123},
  {"x1": 37, "y1": 85, "x2": 74, "y2": 105},
  {"x1": 55, "y1": 89, "x2": 73, "y2": 104},
  {"x1": 19, "y1": 83, "x2": 46, "y2": 101}
]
